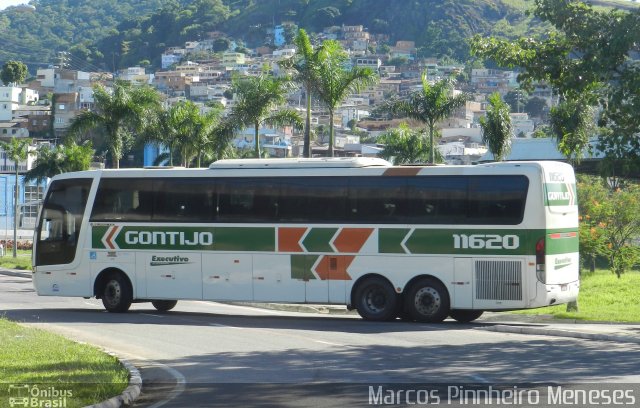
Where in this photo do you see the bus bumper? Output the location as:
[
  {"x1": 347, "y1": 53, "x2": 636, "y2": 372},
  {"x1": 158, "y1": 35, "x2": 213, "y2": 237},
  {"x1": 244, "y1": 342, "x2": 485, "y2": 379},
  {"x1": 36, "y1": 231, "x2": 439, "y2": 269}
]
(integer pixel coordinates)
[{"x1": 544, "y1": 280, "x2": 580, "y2": 306}]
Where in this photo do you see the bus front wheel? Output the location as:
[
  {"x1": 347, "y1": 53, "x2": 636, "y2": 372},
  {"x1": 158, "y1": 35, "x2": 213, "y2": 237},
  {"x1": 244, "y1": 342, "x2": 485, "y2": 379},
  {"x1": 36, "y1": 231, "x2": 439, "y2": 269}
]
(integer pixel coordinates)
[
  {"x1": 405, "y1": 278, "x2": 449, "y2": 323},
  {"x1": 449, "y1": 310, "x2": 483, "y2": 323},
  {"x1": 101, "y1": 273, "x2": 133, "y2": 313},
  {"x1": 354, "y1": 277, "x2": 398, "y2": 321},
  {"x1": 152, "y1": 300, "x2": 178, "y2": 312}
]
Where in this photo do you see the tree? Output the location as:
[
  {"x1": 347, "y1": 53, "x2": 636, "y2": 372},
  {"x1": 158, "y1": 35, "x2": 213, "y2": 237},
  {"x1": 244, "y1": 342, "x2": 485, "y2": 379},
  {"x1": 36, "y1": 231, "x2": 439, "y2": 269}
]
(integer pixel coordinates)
[
  {"x1": 1, "y1": 137, "x2": 31, "y2": 258},
  {"x1": 280, "y1": 29, "x2": 323, "y2": 158},
  {"x1": 524, "y1": 96, "x2": 547, "y2": 118},
  {"x1": 385, "y1": 74, "x2": 467, "y2": 163},
  {"x1": 379, "y1": 124, "x2": 442, "y2": 165},
  {"x1": 549, "y1": 96, "x2": 595, "y2": 166},
  {"x1": 578, "y1": 176, "x2": 640, "y2": 278},
  {"x1": 67, "y1": 81, "x2": 160, "y2": 168},
  {"x1": 313, "y1": 41, "x2": 378, "y2": 157},
  {"x1": 470, "y1": 0, "x2": 640, "y2": 176},
  {"x1": 480, "y1": 93, "x2": 512, "y2": 162},
  {"x1": 24, "y1": 142, "x2": 94, "y2": 184},
  {"x1": 229, "y1": 73, "x2": 302, "y2": 158},
  {"x1": 1, "y1": 61, "x2": 28, "y2": 85}
]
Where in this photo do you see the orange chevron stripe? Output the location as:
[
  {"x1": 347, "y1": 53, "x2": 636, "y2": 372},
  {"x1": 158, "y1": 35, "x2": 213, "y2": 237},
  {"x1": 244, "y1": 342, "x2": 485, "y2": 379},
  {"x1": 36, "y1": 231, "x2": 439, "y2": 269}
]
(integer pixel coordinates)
[
  {"x1": 314, "y1": 255, "x2": 354, "y2": 280},
  {"x1": 105, "y1": 226, "x2": 119, "y2": 249},
  {"x1": 278, "y1": 227, "x2": 307, "y2": 252},
  {"x1": 333, "y1": 228, "x2": 373, "y2": 253}
]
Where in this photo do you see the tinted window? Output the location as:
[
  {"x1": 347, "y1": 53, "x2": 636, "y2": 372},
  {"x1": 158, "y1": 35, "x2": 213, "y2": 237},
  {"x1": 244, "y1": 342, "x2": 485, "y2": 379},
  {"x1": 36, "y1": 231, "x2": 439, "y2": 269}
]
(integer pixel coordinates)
[
  {"x1": 90, "y1": 179, "x2": 154, "y2": 221},
  {"x1": 406, "y1": 176, "x2": 468, "y2": 224},
  {"x1": 36, "y1": 178, "x2": 92, "y2": 266},
  {"x1": 467, "y1": 176, "x2": 528, "y2": 224},
  {"x1": 278, "y1": 177, "x2": 347, "y2": 222},
  {"x1": 349, "y1": 177, "x2": 405, "y2": 223},
  {"x1": 217, "y1": 178, "x2": 279, "y2": 222},
  {"x1": 154, "y1": 178, "x2": 216, "y2": 222}
]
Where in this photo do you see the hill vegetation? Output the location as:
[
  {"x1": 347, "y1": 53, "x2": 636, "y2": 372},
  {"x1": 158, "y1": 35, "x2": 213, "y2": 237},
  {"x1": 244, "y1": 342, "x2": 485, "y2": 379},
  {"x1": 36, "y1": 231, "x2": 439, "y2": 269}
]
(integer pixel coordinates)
[{"x1": 0, "y1": 0, "x2": 636, "y2": 72}]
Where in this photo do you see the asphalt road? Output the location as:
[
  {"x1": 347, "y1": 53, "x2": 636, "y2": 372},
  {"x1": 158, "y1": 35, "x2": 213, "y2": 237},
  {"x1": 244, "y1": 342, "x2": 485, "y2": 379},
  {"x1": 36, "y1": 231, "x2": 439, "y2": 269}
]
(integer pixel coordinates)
[{"x1": 1, "y1": 272, "x2": 639, "y2": 408}]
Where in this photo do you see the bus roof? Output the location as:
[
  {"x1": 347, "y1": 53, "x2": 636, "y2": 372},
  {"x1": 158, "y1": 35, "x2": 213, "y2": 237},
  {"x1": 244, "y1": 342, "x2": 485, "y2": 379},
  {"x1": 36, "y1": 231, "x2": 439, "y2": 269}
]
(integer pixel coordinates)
[{"x1": 208, "y1": 157, "x2": 392, "y2": 169}]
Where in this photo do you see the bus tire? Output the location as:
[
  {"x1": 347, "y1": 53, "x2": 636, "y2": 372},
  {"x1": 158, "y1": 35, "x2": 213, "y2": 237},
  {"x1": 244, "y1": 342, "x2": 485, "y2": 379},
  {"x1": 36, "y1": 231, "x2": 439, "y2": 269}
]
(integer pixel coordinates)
[
  {"x1": 101, "y1": 273, "x2": 132, "y2": 313},
  {"x1": 354, "y1": 276, "x2": 398, "y2": 321},
  {"x1": 449, "y1": 310, "x2": 483, "y2": 323},
  {"x1": 152, "y1": 300, "x2": 178, "y2": 312},
  {"x1": 405, "y1": 278, "x2": 450, "y2": 323}
]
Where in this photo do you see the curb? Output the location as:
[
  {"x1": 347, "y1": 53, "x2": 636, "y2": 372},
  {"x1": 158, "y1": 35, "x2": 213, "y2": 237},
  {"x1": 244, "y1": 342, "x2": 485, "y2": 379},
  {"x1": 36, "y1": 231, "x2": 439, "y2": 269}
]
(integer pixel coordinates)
[
  {"x1": 85, "y1": 356, "x2": 142, "y2": 408},
  {"x1": 227, "y1": 302, "x2": 355, "y2": 315},
  {"x1": 477, "y1": 324, "x2": 640, "y2": 345},
  {"x1": 0, "y1": 269, "x2": 32, "y2": 278}
]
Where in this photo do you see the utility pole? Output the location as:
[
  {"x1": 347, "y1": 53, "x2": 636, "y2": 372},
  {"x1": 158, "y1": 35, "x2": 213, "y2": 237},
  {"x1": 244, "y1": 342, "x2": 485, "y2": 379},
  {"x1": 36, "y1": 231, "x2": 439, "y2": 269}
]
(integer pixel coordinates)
[{"x1": 58, "y1": 51, "x2": 69, "y2": 70}]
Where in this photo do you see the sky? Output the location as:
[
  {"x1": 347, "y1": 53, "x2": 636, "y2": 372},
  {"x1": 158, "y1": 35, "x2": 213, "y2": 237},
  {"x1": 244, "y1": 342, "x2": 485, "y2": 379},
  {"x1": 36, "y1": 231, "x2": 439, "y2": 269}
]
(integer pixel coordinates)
[{"x1": 0, "y1": 0, "x2": 31, "y2": 11}]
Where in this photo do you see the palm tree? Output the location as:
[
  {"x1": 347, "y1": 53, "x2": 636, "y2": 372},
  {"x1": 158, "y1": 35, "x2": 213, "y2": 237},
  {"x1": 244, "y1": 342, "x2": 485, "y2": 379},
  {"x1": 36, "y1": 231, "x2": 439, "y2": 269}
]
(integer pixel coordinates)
[
  {"x1": 480, "y1": 92, "x2": 513, "y2": 162},
  {"x1": 67, "y1": 80, "x2": 160, "y2": 168},
  {"x1": 1, "y1": 137, "x2": 31, "y2": 258},
  {"x1": 142, "y1": 101, "x2": 227, "y2": 167},
  {"x1": 229, "y1": 72, "x2": 302, "y2": 158},
  {"x1": 281, "y1": 29, "x2": 322, "y2": 158},
  {"x1": 378, "y1": 123, "x2": 442, "y2": 164},
  {"x1": 24, "y1": 141, "x2": 94, "y2": 184},
  {"x1": 313, "y1": 41, "x2": 378, "y2": 157},
  {"x1": 385, "y1": 74, "x2": 468, "y2": 163}
]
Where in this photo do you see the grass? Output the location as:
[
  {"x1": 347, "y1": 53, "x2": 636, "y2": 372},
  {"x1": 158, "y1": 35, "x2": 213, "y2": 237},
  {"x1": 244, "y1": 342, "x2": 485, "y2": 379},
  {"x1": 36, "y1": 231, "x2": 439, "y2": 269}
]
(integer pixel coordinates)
[
  {"x1": 0, "y1": 317, "x2": 129, "y2": 408},
  {"x1": 0, "y1": 250, "x2": 32, "y2": 271},
  {"x1": 512, "y1": 269, "x2": 640, "y2": 322}
]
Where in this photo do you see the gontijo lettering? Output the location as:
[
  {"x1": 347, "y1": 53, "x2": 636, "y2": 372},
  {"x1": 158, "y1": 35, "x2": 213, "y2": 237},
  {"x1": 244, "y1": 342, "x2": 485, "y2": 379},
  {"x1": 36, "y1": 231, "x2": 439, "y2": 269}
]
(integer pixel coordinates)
[{"x1": 125, "y1": 230, "x2": 214, "y2": 246}]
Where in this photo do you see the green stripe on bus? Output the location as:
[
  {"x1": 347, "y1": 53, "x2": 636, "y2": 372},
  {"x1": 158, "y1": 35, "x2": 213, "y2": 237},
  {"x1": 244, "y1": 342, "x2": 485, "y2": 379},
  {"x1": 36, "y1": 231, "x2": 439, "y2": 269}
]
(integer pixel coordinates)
[
  {"x1": 92, "y1": 226, "x2": 275, "y2": 251},
  {"x1": 546, "y1": 229, "x2": 579, "y2": 255},
  {"x1": 302, "y1": 228, "x2": 338, "y2": 252},
  {"x1": 379, "y1": 228, "x2": 411, "y2": 253},
  {"x1": 404, "y1": 228, "x2": 537, "y2": 255},
  {"x1": 291, "y1": 255, "x2": 319, "y2": 280}
]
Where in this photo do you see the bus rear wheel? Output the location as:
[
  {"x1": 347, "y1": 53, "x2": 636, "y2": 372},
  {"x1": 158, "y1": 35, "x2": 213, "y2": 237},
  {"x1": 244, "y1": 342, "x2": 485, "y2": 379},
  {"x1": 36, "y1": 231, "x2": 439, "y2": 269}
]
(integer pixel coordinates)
[
  {"x1": 405, "y1": 278, "x2": 450, "y2": 323},
  {"x1": 354, "y1": 277, "x2": 398, "y2": 321},
  {"x1": 101, "y1": 273, "x2": 132, "y2": 313},
  {"x1": 152, "y1": 300, "x2": 178, "y2": 312},
  {"x1": 449, "y1": 310, "x2": 484, "y2": 323}
]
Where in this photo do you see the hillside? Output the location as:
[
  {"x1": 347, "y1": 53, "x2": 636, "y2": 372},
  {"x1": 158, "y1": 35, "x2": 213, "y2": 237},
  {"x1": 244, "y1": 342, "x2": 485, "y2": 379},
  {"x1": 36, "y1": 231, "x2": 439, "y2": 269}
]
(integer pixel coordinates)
[{"x1": 0, "y1": 0, "x2": 636, "y2": 72}]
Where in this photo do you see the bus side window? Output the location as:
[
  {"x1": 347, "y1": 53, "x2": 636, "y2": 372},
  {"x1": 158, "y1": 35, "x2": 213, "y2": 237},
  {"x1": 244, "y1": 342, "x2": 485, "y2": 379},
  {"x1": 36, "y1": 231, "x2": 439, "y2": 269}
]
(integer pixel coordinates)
[{"x1": 349, "y1": 177, "x2": 405, "y2": 223}]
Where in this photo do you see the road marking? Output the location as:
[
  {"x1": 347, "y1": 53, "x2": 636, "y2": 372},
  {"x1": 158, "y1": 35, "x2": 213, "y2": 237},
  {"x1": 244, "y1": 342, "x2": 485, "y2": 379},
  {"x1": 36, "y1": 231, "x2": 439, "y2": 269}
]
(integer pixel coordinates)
[
  {"x1": 193, "y1": 301, "x2": 282, "y2": 314},
  {"x1": 143, "y1": 362, "x2": 187, "y2": 408},
  {"x1": 313, "y1": 340, "x2": 344, "y2": 347},
  {"x1": 141, "y1": 313, "x2": 165, "y2": 318},
  {"x1": 209, "y1": 323, "x2": 244, "y2": 330}
]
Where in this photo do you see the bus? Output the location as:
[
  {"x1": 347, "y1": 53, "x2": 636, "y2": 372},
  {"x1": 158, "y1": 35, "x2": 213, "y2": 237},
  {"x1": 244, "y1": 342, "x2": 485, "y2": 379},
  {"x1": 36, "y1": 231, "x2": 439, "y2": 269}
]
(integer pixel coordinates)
[{"x1": 32, "y1": 158, "x2": 579, "y2": 323}]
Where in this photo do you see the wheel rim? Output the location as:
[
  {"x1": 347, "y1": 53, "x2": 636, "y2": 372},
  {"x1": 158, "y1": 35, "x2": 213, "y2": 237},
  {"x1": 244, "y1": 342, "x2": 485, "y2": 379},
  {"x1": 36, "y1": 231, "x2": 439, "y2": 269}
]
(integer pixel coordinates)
[
  {"x1": 104, "y1": 280, "x2": 121, "y2": 307},
  {"x1": 413, "y1": 286, "x2": 440, "y2": 317},
  {"x1": 362, "y1": 284, "x2": 388, "y2": 315}
]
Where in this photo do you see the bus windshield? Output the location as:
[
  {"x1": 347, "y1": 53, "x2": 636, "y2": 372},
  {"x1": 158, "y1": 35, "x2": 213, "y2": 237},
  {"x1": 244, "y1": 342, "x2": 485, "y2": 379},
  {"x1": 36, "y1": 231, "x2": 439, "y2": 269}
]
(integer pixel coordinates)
[{"x1": 35, "y1": 178, "x2": 92, "y2": 266}]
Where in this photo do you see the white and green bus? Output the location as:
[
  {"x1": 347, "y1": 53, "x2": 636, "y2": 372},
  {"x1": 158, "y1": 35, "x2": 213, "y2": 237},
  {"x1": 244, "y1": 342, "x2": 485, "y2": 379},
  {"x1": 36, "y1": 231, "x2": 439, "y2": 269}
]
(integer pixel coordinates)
[{"x1": 32, "y1": 158, "x2": 579, "y2": 323}]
